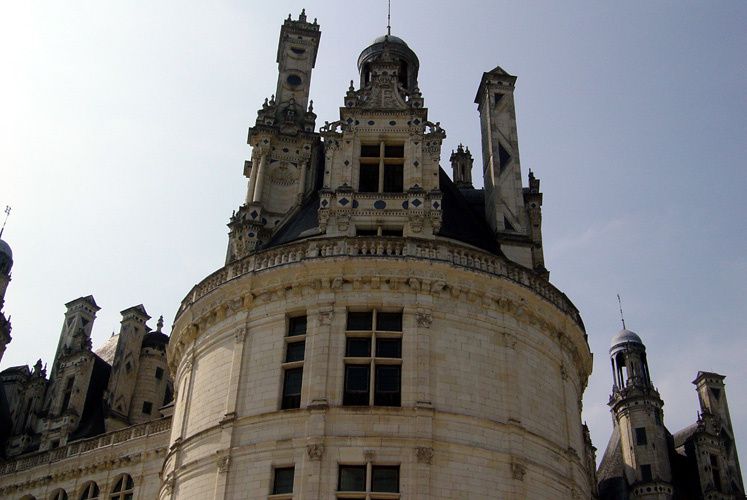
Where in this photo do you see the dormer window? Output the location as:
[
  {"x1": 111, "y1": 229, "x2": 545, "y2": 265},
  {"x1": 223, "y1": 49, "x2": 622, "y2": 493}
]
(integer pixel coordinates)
[{"x1": 359, "y1": 142, "x2": 404, "y2": 193}]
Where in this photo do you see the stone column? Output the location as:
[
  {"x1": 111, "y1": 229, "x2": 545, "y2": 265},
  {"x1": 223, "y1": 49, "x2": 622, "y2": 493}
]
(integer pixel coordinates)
[
  {"x1": 251, "y1": 151, "x2": 268, "y2": 203},
  {"x1": 297, "y1": 160, "x2": 308, "y2": 201}
]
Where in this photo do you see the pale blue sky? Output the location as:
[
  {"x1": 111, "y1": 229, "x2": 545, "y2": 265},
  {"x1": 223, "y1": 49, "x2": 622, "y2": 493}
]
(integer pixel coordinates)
[{"x1": 1, "y1": 1, "x2": 746, "y2": 473}]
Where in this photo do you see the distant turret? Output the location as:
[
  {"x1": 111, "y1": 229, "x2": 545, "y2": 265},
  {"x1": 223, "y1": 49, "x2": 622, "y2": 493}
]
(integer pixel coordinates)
[{"x1": 450, "y1": 144, "x2": 474, "y2": 188}]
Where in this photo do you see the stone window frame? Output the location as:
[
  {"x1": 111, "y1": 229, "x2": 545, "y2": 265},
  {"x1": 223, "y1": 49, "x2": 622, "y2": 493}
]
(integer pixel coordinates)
[
  {"x1": 634, "y1": 427, "x2": 647, "y2": 446},
  {"x1": 280, "y1": 314, "x2": 307, "y2": 410},
  {"x1": 343, "y1": 309, "x2": 403, "y2": 407},
  {"x1": 336, "y1": 462, "x2": 401, "y2": 498},
  {"x1": 358, "y1": 142, "x2": 405, "y2": 193},
  {"x1": 269, "y1": 465, "x2": 295, "y2": 498},
  {"x1": 79, "y1": 481, "x2": 100, "y2": 500},
  {"x1": 49, "y1": 489, "x2": 68, "y2": 500},
  {"x1": 108, "y1": 473, "x2": 134, "y2": 500}
]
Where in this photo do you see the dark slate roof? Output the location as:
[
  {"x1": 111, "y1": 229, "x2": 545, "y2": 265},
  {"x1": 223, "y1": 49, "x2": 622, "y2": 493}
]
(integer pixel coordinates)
[
  {"x1": 265, "y1": 193, "x2": 321, "y2": 248},
  {"x1": 0, "y1": 384, "x2": 12, "y2": 458},
  {"x1": 142, "y1": 331, "x2": 169, "y2": 349},
  {"x1": 597, "y1": 425, "x2": 630, "y2": 500},
  {"x1": 69, "y1": 355, "x2": 110, "y2": 441},
  {"x1": 673, "y1": 423, "x2": 699, "y2": 449},
  {"x1": 0, "y1": 365, "x2": 31, "y2": 376},
  {"x1": 264, "y1": 166, "x2": 499, "y2": 256},
  {"x1": 437, "y1": 168, "x2": 499, "y2": 254}
]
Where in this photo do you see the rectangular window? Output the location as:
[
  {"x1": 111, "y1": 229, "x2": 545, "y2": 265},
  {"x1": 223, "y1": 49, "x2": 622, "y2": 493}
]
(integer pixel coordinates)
[
  {"x1": 338, "y1": 464, "x2": 400, "y2": 497},
  {"x1": 635, "y1": 427, "x2": 647, "y2": 446},
  {"x1": 640, "y1": 464, "x2": 652, "y2": 482},
  {"x1": 338, "y1": 465, "x2": 367, "y2": 491},
  {"x1": 358, "y1": 142, "x2": 405, "y2": 193},
  {"x1": 61, "y1": 376, "x2": 74, "y2": 412},
  {"x1": 281, "y1": 315, "x2": 307, "y2": 410},
  {"x1": 288, "y1": 316, "x2": 307, "y2": 337},
  {"x1": 142, "y1": 401, "x2": 153, "y2": 415},
  {"x1": 155, "y1": 367, "x2": 164, "y2": 380},
  {"x1": 372, "y1": 465, "x2": 400, "y2": 493},
  {"x1": 343, "y1": 365, "x2": 370, "y2": 405},
  {"x1": 343, "y1": 310, "x2": 402, "y2": 407},
  {"x1": 272, "y1": 466, "x2": 295, "y2": 495},
  {"x1": 282, "y1": 368, "x2": 303, "y2": 409}
]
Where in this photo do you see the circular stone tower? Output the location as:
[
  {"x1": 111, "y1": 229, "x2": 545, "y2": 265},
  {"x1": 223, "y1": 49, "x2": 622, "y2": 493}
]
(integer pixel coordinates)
[{"x1": 163, "y1": 12, "x2": 594, "y2": 500}]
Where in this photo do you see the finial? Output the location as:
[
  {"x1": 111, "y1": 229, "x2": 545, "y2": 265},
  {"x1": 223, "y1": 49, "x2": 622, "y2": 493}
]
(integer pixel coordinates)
[
  {"x1": 157, "y1": 315, "x2": 164, "y2": 332},
  {"x1": 0, "y1": 205, "x2": 10, "y2": 238},
  {"x1": 308, "y1": 100, "x2": 314, "y2": 112},
  {"x1": 299, "y1": 9, "x2": 306, "y2": 22},
  {"x1": 349, "y1": 80, "x2": 354, "y2": 91},
  {"x1": 617, "y1": 294, "x2": 626, "y2": 330},
  {"x1": 387, "y1": 0, "x2": 392, "y2": 36}
]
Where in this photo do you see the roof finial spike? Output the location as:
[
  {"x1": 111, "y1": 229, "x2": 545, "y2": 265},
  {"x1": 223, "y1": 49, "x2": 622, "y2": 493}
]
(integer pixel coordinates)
[
  {"x1": 387, "y1": 0, "x2": 391, "y2": 36},
  {"x1": 617, "y1": 293, "x2": 626, "y2": 330},
  {"x1": 156, "y1": 315, "x2": 164, "y2": 333},
  {"x1": 0, "y1": 205, "x2": 10, "y2": 238}
]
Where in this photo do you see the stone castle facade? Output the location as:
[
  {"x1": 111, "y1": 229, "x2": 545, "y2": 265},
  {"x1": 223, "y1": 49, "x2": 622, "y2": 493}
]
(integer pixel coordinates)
[{"x1": 0, "y1": 11, "x2": 742, "y2": 500}]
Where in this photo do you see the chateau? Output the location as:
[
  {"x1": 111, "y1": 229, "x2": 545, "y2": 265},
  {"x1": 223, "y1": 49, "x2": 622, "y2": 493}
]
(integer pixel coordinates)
[{"x1": 0, "y1": 11, "x2": 742, "y2": 500}]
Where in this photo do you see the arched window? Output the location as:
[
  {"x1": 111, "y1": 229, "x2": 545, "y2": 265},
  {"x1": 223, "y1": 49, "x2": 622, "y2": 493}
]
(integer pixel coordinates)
[
  {"x1": 20, "y1": 495, "x2": 37, "y2": 500},
  {"x1": 79, "y1": 481, "x2": 100, "y2": 500},
  {"x1": 108, "y1": 474, "x2": 134, "y2": 500},
  {"x1": 49, "y1": 490, "x2": 68, "y2": 500}
]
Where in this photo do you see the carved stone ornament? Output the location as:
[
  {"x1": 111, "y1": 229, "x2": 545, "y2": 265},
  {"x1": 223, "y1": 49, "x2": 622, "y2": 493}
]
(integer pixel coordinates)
[
  {"x1": 415, "y1": 446, "x2": 434, "y2": 464},
  {"x1": 306, "y1": 443, "x2": 325, "y2": 460},
  {"x1": 416, "y1": 311, "x2": 432, "y2": 328},
  {"x1": 163, "y1": 476, "x2": 175, "y2": 494},
  {"x1": 234, "y1": 327, "x2": 247, "y2": 344},
  {"x1": 409, "y1": 213, "x2": 424, "y2": 233},
  {"x1": 217, "y1": 455, "x2": 231, "y2": 474},
  {"x1": 318, "y1": 308, "x2": 334, "y2": 325},
  {"x1": 363, "y1": 449, "x2": 376, "y2": 461},
  {"x1": 511, "y1": 462, "x2": 526, "y2": 481},
  {"x1": 269, "y1": 161, "x2": 299, "y2": 186}
]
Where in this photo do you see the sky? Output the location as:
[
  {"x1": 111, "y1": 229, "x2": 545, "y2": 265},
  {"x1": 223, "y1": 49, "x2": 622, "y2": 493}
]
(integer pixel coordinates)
[{"x1": 1, "y1": 0, "x2": 746, "y2": 476}]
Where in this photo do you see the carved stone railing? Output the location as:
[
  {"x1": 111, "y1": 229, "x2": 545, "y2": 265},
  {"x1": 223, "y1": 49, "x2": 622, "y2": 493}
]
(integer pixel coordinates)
[
  {"x1": 0, "y1": 417, "x2": 171, "y2": 475},
  {"x1": 178, "y1": 237, "x2": 584, "y2": 331}
]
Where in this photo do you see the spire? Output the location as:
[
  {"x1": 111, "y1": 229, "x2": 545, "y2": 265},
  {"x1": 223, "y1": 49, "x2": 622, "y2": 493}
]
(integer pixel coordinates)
[
  {"x1": 617, "y1": 293, "x2": 626, "y2": 330},
  {"x1": 387, "y1": 0, "x2": 391, "y2": 36},
  {"x1": 0, "y1": 205, "x2": 10, "y2": 238},
  {"x1": 156, "y1": 315, "x2": 164, "y2": 333}
]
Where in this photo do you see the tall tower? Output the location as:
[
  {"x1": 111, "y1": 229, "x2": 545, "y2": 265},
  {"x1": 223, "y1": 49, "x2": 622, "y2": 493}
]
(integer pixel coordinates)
[
  {"x1": 104, "y1": 305, "x2": 150, "y2": 429},
  {"x1": 474, "y1": 66, "x2": 546, "y2": 274},
  {"x1": 608, "y1": 329, "x2": 674, "y2": 499},
  {"x1": 692, "y1": 372, "x2": 744, "y2": 496},
  {"x1": 450, "y1": 144, "x2": 474, "y2": 188},
  {"x1": 227, "y1": 10, "x2": 322, "y2": 262},
  {"x1": 0, "y1": 235, "x2": 12, "y2": 365}
]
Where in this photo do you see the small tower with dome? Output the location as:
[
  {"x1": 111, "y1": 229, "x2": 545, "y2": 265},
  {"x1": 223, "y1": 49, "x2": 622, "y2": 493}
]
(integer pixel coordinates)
[
  {"x1": 604, "y1": 328, "x2": 674, "y2": 498},
  {"x1": 0, "y1": 231, "x2": 13, "y2": 365}
]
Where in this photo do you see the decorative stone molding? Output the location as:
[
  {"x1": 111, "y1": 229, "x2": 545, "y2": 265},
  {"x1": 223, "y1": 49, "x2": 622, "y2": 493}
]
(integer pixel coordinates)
[
  {"x1": 415, "y1": 311, "x2": 432, "y2": 328},
  {"x1": 318, "y1": 308, "x2": 334, "y2": 326},
  {"x1": 234, "y1": 327, "x2": 247, "y2": 344},
  {"x1": 511, "y1": 461, "x2": 526, "y2": 481},
  {"x1": 363, "y1": 449, "x2": 376, "y2": 462},
  {"x1": 415, "y1": 446, "x2": 433, "y2": 464},
  {"x1": 217, "y1": 455, "x2": 231, "y2": 474},
  {"x1": 306, "y1": 443, "x2": 325, "y2": 461}
]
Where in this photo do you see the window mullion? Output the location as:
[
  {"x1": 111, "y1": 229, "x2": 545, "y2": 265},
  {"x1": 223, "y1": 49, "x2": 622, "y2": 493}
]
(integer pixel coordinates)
[{"x1": 378, "y1": 142, "x2": 385, "y2": 192}]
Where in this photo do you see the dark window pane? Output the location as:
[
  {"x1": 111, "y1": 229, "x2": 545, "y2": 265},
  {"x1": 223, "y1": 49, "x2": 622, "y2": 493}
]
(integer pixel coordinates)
[
  {"x1": 376, "y1": 311, "x2": 402, "y2": 331},
  {"x1": 343, "y1": 365, "x2": 370, "y2": 405},
  {"x1": 359, "y1": 164, "x2": 379, "y2": 192},
  {"x1": 372, "y1": 465, "x2": 400, "y2": 492},
  {"x1": 346, "y1": 337, "x2": 371, "y2": 357},
  {"x1": 155, "y1": 367, "x2": 164, "y2": 380},
  {"x1": 498, "y1": 143, "x2": 511, "y2": 170},
  {"x1": 356, "y1": 228, "x2": 378, "y2": 236},
  {"x1": 288, "y1": 316, "x2": 307, "y2": 336},
  {"x1": 360, "y1": 144, "x2": 380, "y2": 157},
  {"x1": 272, "y1": 467, "x2": 295, "y2": 494},
  {"x1": 285, "y1": 341, "x2": 306, "y2": 362},
  {"x1": 142, "y1": 401, "x2": 152, "y2": 415},
  {"x1": 384, "y1": 144, "x2": 405, "y2": 158},
  {"x1": 338, "y1": 465, "x2": 366, "y2": 491},
  {"x1": 376, "y1": 338, "x2": 401, "y2": 358},
  {"x1": 381, "y1": 227, "x2": 403, "y2": 237},
  {"x1": 282, "y1": 368, "x2": 303, "y2": 409},
  {"x1": 382, "y1": 163, "x2": 403, "y2": 192},
  {"x1": 635, "y1": 427, "x2": 647, "y2": 446},
  {"x1": 347, "y1": 311, "x2": 373, "y2": 330},
  {"x1": 641, "y1": 464, "x2": 652, "y2": 482},
  {"x1": 374, "y1": 365, "x2": 401, "y2": 406}
]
